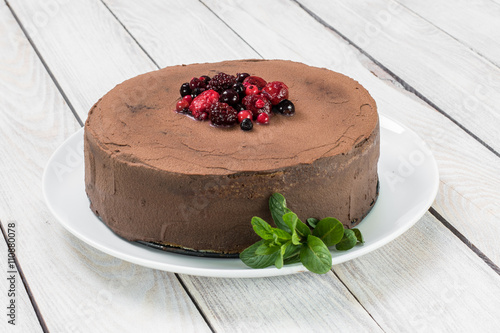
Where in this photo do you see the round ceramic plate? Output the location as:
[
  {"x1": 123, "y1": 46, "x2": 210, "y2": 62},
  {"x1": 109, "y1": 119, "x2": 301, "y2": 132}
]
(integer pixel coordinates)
[{"x1": 42, "y1": 115, "x2": 439, "y2": 278}]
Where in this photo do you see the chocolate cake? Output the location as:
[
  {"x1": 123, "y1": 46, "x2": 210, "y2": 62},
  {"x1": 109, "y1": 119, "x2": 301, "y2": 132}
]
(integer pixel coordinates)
[{"x1": 84, "y1": 59, "x2": 379, "y2": 254}]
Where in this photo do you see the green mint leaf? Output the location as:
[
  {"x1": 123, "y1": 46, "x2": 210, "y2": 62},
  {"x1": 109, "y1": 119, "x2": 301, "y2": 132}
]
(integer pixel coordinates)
[
  {"x1": 240, "y1": 240, "x2": 279, "y2": 269},
  {"x1": 353, "y1": 228, "x2": 364, "y2": 243},
  {"x1": 295, "y1": 218, "x2": 311, "y2": 239},
  {"x1": 275, "y1": 243, "x2": 288, "y2": 269},
  {"x1": 299, "y1": 235, "x2": 332, "y2": 274},
  {"x1": 269, "y1": 193, "x2": 291, "y2": 232},
  {"x1": 312, "y1": 217, "x2": 344, "y2": 247},
  {"x1": 291, "y1": 232, "x2": 301, "y2": 245},
  {"x1": 251, "y1": 217, "x2": 274, "y2": 240},
  {"x1": 283, "y1": 212, "x2": 298, "y2": 231},
  {"x1": 336, "y1": 229, "x2": 358, "y2": 251},
  {"x1": 306, "y1": 218, "x2": 320, "y2": 229},
  {"x1": 271, "y1": 227, "x2": 292, "y2": 242},
  {"x1": 255, "y1": 241, "x2": 280, "y2": 256},
  {"x1": 284, "y1": 253, "x2": 301, "y2": 265}
]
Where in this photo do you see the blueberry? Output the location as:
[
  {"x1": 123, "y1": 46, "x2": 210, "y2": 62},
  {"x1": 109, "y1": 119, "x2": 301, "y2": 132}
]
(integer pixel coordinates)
[
  {"x1": 277, "y1": 99, "x2": 295, "y2": 116},
  {"x1": 180, "y1": 83, "x2": 191, "y2": 97},
  {"x1": 240, "y1": 118, "x2": 253, "y2": 131},
  {"x1": 219, "y1": 89, "x2": 239, "y2": 105},
  {"x1": 236, "y1": 73, "x2": 250, "y2": 83}
]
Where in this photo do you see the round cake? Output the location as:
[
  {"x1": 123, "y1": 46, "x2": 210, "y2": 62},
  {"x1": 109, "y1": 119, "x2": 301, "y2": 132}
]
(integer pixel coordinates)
[{"x1": 84, "y1": 59, "x2": 379, "y2": 254}]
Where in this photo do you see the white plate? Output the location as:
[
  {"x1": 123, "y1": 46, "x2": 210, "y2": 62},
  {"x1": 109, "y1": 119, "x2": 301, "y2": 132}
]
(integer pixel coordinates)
[{"x1": 43, "y1": 115, "x2": 439, "y2": 278}]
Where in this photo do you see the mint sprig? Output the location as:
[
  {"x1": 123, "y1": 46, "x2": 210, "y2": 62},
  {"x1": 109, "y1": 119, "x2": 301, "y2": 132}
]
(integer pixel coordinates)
[{"x1": 240, "y1": 193, "x2": 364, "y2": 274}]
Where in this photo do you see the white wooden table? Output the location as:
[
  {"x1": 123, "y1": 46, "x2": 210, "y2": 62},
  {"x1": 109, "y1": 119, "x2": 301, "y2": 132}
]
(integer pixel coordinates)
[{"x1": 1, "y1": 0, "x2": 500, "y2": 332}]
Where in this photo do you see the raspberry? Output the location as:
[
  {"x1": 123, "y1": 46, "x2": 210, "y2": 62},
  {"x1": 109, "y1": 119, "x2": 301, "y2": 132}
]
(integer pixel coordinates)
[
  {"x1": 209, "y1": 102, "x2": 238, "y2": 127},
  {"x1": 242, "y1": 93, "x2": 272, "y2": 119},
  {"x1": 189, "y1": 89, "x2": 219, "y2": 120},
  {"x1": 243, "y1": 76, "x2": 267, "y2": 90},
  {"x1": 262, "y1": 81, "x2": 289, "y2": 105},
  {"x1": 207, "y1": 72, "x2": 236, "y2": 93}
]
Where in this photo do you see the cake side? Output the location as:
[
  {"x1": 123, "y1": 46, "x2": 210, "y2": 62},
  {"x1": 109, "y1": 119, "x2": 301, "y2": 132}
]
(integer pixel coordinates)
[{"x1": 84, "y1": 59, "x2": 379, "y2": 253}]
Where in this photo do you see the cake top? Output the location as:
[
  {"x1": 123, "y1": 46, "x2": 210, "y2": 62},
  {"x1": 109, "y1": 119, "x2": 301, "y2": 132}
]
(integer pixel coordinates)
[{"x1": 85, "y1": 59, "x2": 378, "y2": 175}]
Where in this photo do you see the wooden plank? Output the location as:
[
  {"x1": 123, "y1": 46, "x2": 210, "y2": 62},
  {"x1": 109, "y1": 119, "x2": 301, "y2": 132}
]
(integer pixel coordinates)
[
  {"x1": 297, "y1": 0, "x2": 500, "y2": 154},
  {"x1": 334, "y1": 213, "x2": 500, "y2": 332},
  {"x1": 396, "y1": 0, "x2": 500, "y2": 67},
  {"x1": 0, "y1": 3, "x2": 210, "y2": 332},
  {"x1": 102, "y1": 0, "x2": 258, "y2": 67},
  {"x1": 0, "y1": 228, "x2": 43, "y2": 332},
  {"x1": 200, "y1": 0, "x2": 500, "y2": 266},
  {"x1": 180, "y1": 273, "x2": 383, "y2": 332}
]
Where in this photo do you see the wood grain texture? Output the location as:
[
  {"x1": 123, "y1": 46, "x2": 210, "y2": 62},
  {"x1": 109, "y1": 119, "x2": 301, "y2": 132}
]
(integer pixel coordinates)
[
  {"x1": 102, "y1": 0, "x2": 259, "y2": 67},
  {"x1": 202, "y1": 0, "x2": 500, "y2": 265},
  {"x1": 7, "y1": 0, "x2": 158, "y2": 120},
  {"x1": 0, "y1": 3, "x2": 210, "y2": 332},
  {"x1": 0, "y1": 228, "x2": 43, "y2": 333},
  {"x1": 397, "y1": 0, "x2": 500, "y2": 67},
  {"x1": 180, "y1": 273, "x2": 384, "y2": 333},
  {"x1": 297, "y1": 0, "x2": 500, "y2": 154},
  {"x1": 333, "y1": 213, "x2": 500, "y2": 332}
]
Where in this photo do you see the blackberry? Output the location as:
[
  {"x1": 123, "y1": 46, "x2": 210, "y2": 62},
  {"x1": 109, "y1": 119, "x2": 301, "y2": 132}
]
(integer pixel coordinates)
[
  {"x1": 209, "y1": 102, "x2": 238, "y2": 127},
  {"x1": 208, "y1": 72, "x2": 236, "y2": 93}
]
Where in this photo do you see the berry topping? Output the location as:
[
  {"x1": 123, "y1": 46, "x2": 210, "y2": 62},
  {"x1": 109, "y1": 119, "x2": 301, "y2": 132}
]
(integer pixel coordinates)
[
  {"x1": 240, "y1": 118, "x2": 253, "y2": 131},
  {"x1": 209, "y1": 102, "x2": 238, "y2": 127},
  {"x1": 237, "y1": 110, "x2": 252, "y2": 123},
  {"x1": 189, "y1": 89, "x2": 220, "y2": 120},
  {"x1": 207, "y1": 72, "x2": 236, "y2": 93},
  {"x1": 176, "y1": 72, "x2": 294, "y2": 130},
  {"x1": 176, "y1": 99, "x2": 190, "y2": 112},
  {"x1": 243, "y1": 76, "x2": 267, "y2": 90},
  {"x1": 236, "y1": 73, "x2": 250, "y2": 83},
  {"x1": 277, "y1": 99, "x2": 295, "y2": 116},
  {"x1": 256, "y1": 112, "x2": 270, "y2": 124},
  {"x1": 232, "y1": 82, "x2": 246, "y2": 98},
  {"x1": 219, "y1": 89, "x2": 240, "y2": 105},
  {"x1": 245, "y1": 85, "x2": 259, "y2": 96},
  {"x1": 180, "y1": 83, "x2": 191, "y2": 97},
  {"x1": 242, "y1": 93, "x2": 272, "y2": 119},
  {"x1": 190, "y1": 77, "x2": 207, "y2": 90},
  {"x1": 262, "y1": 81, "x2": 289, "y2": 105}
]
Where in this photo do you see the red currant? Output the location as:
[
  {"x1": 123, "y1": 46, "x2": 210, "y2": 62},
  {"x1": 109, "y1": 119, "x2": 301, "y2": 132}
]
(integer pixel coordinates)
[
  {"x1": 256, "y1": 113, "x2": 270, "y2": 124},
  {"x1": 245, "y1": 85, "x2": 259, "y2": 96},
  {"x1": 182, "y1": 95, "x2": 193, "y2": 104},
  {"x1": 237, "y1": 110, "x2": 252, "y2": 123}
]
